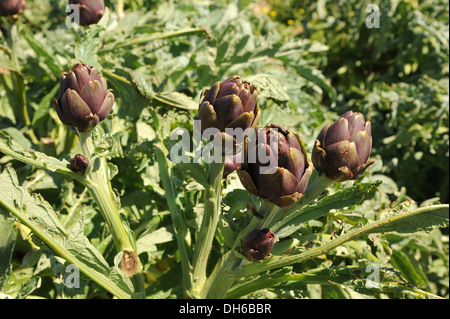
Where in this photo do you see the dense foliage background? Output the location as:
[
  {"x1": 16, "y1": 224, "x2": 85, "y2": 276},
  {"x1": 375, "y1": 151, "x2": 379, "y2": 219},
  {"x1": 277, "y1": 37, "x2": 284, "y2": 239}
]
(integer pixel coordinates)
[{"x1": 1, "y1": 0, "x2": 448, "y2": 299}]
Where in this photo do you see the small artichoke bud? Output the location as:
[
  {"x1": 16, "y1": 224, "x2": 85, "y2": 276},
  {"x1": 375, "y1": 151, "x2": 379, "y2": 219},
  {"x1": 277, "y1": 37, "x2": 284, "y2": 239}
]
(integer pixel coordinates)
[
  {"x1": 68, "y1": 0, "x2": 105, "y2": 26},
  {"x1": 312, "y1": 111, "x2": 375, "y2": 181},
  {"x1": 53, "y1": 63, "x2": 114, "y2": 132},
  {"x1": 223, "y1": 152, "x2": 242, "y2": 177},
  {"x1": 70, "y1": 154, "x2": 89, "y2": 175},
  {"x1": 0, "y1": 0, "x2": 26, "y2": 17},
  {"x1": 196, "y1": 75, "x2": 261, "y2": 153},
  {"x1": 242, "y1": 228, "x2": 275, "y2": 262},
  {"x1": 237, "y1": 124, "x2": 313, "y2": 208}
]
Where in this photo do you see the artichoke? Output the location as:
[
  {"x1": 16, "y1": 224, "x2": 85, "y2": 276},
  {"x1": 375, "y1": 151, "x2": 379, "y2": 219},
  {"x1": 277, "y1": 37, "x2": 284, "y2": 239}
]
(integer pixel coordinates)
[
  {"x1": 237, "y1": 124, "x2": 313, "y2": 208},
  {"x1": 196, "y1": 75, "x2": 261, "y2": 151},
  {"x1": 53, "y1": 63, "x2": 114, "y2": 132},
  {"x1": 312, "y1": 110, "x2": 375, "y2": 181},
  {"x1": 242, "y1": 228, "x2": 275, "y2": 262},
  {"x1": 69, "y1": 0, "x2": 104, "y2": 26},
  {"x1": 0, "y1": 0, "x2": 25, "y2": 16},
  {"x1": 70, "y1": 154, "x2": 89, "y2": 176}
]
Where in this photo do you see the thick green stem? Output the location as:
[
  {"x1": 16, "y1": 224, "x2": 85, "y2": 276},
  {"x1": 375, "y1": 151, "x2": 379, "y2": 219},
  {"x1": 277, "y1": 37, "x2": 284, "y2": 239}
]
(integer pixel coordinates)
[
  {"x1": 204, "y1": 175, "x2": 334, "y2": 298},
  {"x1": 78, "y1": 131, "x2": 133, "y2": 251},
  {"x1": 203, "y1": 201, "x2": 277, "y2": 298},
  {"x1": 78, "y1": 130, "x2": 145, "y2": 298},
  {"x1": 191, "y1": 160, "x2": 225, "y2": 295}
]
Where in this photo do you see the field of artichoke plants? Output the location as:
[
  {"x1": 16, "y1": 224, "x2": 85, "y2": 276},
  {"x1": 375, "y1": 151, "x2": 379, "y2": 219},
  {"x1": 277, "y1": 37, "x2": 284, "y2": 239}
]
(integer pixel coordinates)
[{"x1": 0, "y1": 0, "x2": 449, "y2": 302}]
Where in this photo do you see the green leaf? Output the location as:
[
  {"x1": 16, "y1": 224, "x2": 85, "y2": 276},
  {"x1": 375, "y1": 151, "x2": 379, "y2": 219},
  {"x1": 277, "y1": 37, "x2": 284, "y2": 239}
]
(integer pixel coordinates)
[
  {"x1": 246, "y1": 74, "x2": 290, "y2": 103},
  {"x1": 155, "y1": 144, "x2": 192, "y2": 290},
  {"x1": 153, "y1": 91, "x2": 198, "y2": 110},
  {"x1": 0, "y1": 131, "x2": 85, "y2": 185},
  {"x1": 368, "y1": 202, "x2": 449, "y2": 234},
  {"x1": 0, "y1": 207, "x2": 16, "y2": 290},
  {"x1": 102, "y1": 69, "x2": 150, "y2": 120},
  {"x1": 65, "y1": 210, "x2": 111, "y2": 275},
  {"x1": 0, "y1": 167, "x2": 132, "y2": 299},
  {"x1": 136, "y1": 227, "x2": 173, "y2": 254},
  {"x1": 16, "y1": 277, "x2": 42, "y2": 299},
  {"x1": 111, "y1": 27, "x2": 211, "y2": 50},
  {"x1": 21, "y1": 29, "x2": 62, "y2": 78},
  {"x1": 390, "y1": 250, "x2": 429, "y2": 287},
  {"x1": 295, "y1": 66, "x2": 336, "y2": 105},
  {"x1": 174, "y1": 162, "x2": 209, "y2": 188},
  {"x1": 31, "y1": 83, "x2": 59, "y2": 127},
  {"x1": 234, "y1": 203, "x2": 448, "y2": 280},
  {"x1": 75, "y1": 25, "x2": 105, "y2": 71},
  {"x1": 275, "y1": 181, "x2": 381, "y2": 238}
]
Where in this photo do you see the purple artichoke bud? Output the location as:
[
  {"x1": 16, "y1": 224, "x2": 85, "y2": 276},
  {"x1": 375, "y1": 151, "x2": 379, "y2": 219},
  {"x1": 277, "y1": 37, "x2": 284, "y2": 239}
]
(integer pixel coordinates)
[
  {"x1": 196, "y1": 75, "x2": 261, "y2": 150},
  {"x1": 242, "y1": 228, "x2": 275, "y2": 262},
  {"x1": 312, "y1": 111, "x2": 375, "y2": 181},
  {"x1": 53, "y1": 63, "x2": 114, "y2": 132},
  {"x1": 237, "y1": 124, "x2": 313, "y2": 208},
  {"x1": 69, "y1": 0, "x2": 105, "y2": 26},
  {"x1": 70, "y1": 154, "x2": 89, "y2": 175},
  {"x1": 0, "y1": 0, "x2": 26, "y2": 17}
]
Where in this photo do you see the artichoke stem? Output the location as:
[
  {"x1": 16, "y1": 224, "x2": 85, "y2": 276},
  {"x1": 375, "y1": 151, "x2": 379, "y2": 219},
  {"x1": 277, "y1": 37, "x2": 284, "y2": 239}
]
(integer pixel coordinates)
[
  {"x1": 203, "y1": 201, "x2": 277, "y2": 298},
  {"x1": 78, "y1": 130, "x2": 145, "y2": 298},
  {"x1": 302, "y1": 173, "x2": 335, "y2": 205},
  {"x1": 191, "y1": 159, "x2": 225, "y2": 294}
]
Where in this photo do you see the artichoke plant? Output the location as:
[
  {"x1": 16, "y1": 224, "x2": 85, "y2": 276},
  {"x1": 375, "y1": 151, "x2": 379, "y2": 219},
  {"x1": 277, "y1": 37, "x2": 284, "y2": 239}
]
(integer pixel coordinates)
[
  {"x1": 311, "y1": 111, "x2": 375, "y2": 181},
  {"x1": 242, "y1": 228, "x2": 275, "y2": 262},
  {"x1": 0, "y1": 0, "x2": 26, "y2": 16},
  {"x1": 53, "y1": 63, "x2": 114, "y2": 132},
  {"x1": 237, "y1": 124, "x2": 313, "y2": 208},
  {"x1": 196, "y1": 75, "x2": 261, "y2": 151},
  {"x1": 69, "y1": 0, "x2": 105, "y2": 26}
]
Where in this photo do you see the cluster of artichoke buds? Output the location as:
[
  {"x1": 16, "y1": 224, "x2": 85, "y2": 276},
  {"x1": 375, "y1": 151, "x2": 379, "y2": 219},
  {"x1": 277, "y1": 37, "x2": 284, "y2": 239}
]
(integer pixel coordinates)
[
  {"x1": 68, "y1": 0, "x2": 105, "y2": 26},
  {"x1": 53, "y1": 63, "x2": 114, "y2": 132},
  {"x1": 52, "y1": 70, "x2": 376, "y2": 264},
  {"x1": 196, "y1": 76, "x2": 375, "y2": 262},
  {"x1": 0, "y1": 0, "x2": 26, "y2": 17}
]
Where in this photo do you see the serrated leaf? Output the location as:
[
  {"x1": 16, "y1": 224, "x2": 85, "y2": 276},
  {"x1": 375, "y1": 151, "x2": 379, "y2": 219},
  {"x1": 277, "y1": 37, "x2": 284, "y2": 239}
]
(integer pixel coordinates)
[
  {"x1": 0, "y1": 207, "x2": 16, "y2": 290},
  {"x1": 0, "y1": 132, "x2": 85, "y2": 184},
  {"x1": 136, "y1": 227, "x2": 173, "y2": 254},
  {"x1": 368, "y1": 203, "x2": 449, "y2": 234},
  {"x1": 66, "y1": 211, "x2": 111, "y2": 274},
  {"x1": 75, "y1": 25, "x2": 105, "y2": 70},
  {"x1": 275, "y1": 181, "x2": 381, "y2": 238},
  {"x1": 0, "y1": 167, "x2": 131, "y2": 299},
  {"x1": 246, "y1": 74, "x2": 290, "y2": 103},
  {"x1": 153, "y1": 91, "x2": 198, "y2": 110},
  {"x1": 235, "y1": 204, "x2": 448, "y2": 285}
]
